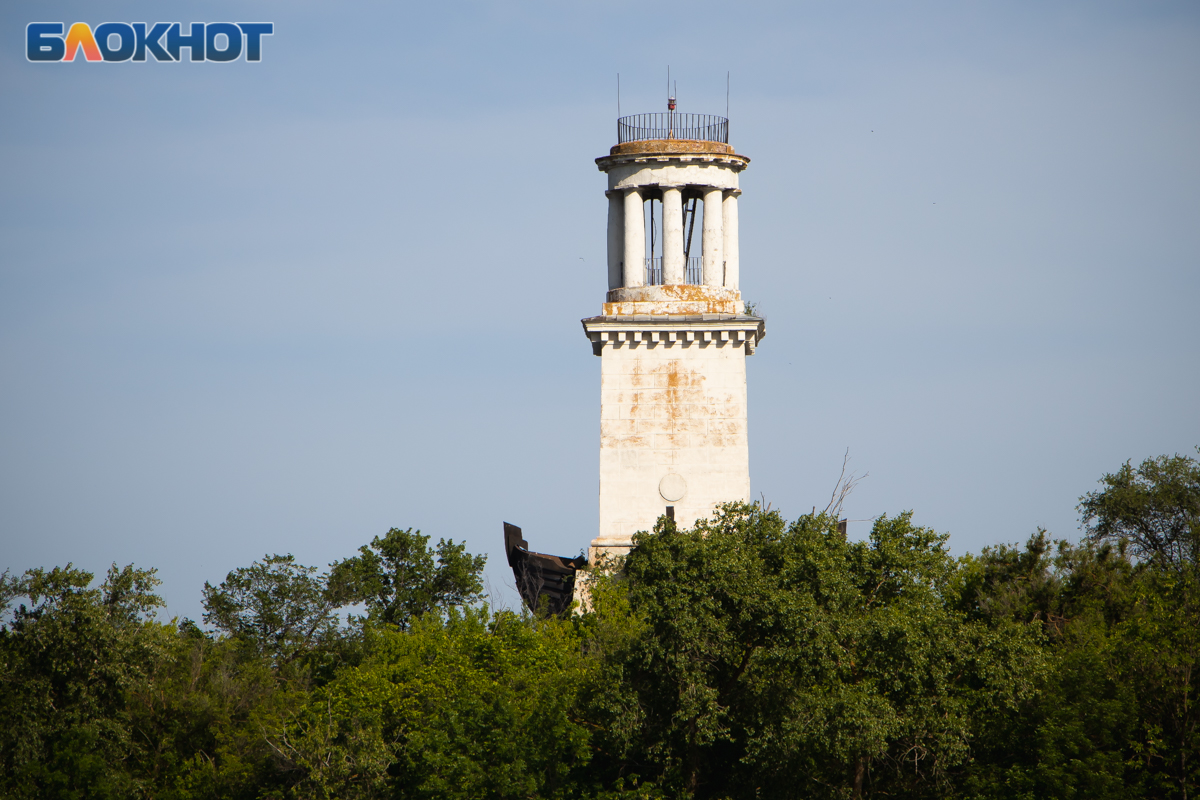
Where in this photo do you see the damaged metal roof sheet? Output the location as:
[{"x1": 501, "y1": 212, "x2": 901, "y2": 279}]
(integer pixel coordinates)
[{"x1": 503, "y1": 522, "x2": 585, "y2": 616}]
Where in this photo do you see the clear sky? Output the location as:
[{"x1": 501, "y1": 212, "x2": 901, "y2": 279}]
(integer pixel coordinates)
[{"x1": 2, "y1": 1, "x2": 1198, "y2": 622}]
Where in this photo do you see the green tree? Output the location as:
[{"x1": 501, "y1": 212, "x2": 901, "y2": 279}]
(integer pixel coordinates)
[
  {"x1": 0, "y1": 563, "x2": 166, "y2": 799},
  {"x1": 1075, "y1": 450, "x2": 1200, "y2": 797},
  {"x1": 276, "y1": 608, "x2": 592, "y2": 800},
  {"x1": 582, "y1": 503, "x2": 1043, "y2": 800},
  {"x1": 956, "y1": 536, "x2": 1141, "y2": 799},
  {"x1": 122, "y1": 624, "x2": 306, "y2": 800},
  {"x1": 1080, "y1": 450, "x2": 1200, "y2": 570},
  {"x1": 957, "y1": 530, "x2": 1200, "y2": 799},
  {"x1": 328, "y1": 528, "x2": 486, "y2": 629},
  {"x1": 202, "y1": 553, "x2": 340, "y2": 663}
]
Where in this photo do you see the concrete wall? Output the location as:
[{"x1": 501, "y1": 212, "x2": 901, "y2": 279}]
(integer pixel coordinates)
[
  {"x1": 605, "y1": 160, "x2": 742, "y2": 193},
  {"x1": 595, "y1": 337, "x2": 750, "y2": 548}
]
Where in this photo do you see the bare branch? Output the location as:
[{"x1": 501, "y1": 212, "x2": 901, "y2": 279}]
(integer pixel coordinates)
[{"x1": 824, "y1": 448, "x2": 868, "y2": 520}]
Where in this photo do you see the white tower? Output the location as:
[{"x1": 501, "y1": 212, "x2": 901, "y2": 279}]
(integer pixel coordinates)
[{"x1": 583, "y1": 103, "x2": 765, "y2": 562}]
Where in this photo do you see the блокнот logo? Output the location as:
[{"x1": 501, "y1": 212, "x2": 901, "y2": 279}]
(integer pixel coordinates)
[{"x1": 27, "y1": 22, "x2": 273, "y2": 62}]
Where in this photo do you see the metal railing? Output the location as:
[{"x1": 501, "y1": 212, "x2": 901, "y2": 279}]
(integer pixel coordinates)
[
  {"x1": 645, "y1": 257, "x2": 705, "y2": 286},
  {"x1": 618, "y1": 113, "x2": 729, "y2": 144},
  {"x1": 645, "y1": 257, "x2": 663, "y2": 286}
]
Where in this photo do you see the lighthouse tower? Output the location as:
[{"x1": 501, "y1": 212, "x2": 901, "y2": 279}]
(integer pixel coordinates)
[{"x1": 583, "y1": 101, "x2": 765, "y2": 563}]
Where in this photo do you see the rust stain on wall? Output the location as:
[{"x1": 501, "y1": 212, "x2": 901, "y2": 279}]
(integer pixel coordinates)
[
  {"x1": 602, "y1": 284, "x2": 743, "y2": 316},
  {"x1": 660, "y1": 360, "x2": 704, "y2": 422}
]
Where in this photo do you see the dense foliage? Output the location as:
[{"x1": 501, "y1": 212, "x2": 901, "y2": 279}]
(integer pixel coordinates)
[{"x1": 1, "y1": 451, "x2": 1197, "y2": 799}]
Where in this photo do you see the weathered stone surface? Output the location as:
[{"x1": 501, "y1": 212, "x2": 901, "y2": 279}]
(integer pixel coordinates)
[
  {"x1": 602, "y1": 285, "x2": 742, "y2": 316},
  {"x1": 588, "y1": 323, "x2": 754, "y2": 550}
]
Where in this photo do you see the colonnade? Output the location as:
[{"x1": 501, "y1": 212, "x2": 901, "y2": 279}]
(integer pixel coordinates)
[{"x1": 606, "y1": 187, "x2": 740, "y2": 291}]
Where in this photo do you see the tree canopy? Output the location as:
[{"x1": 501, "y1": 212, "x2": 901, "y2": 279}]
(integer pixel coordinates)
[
  {"x1": 1079, "y1": 449, "x2": 1200, "y2": 570},
  {"x1": 1, "y1": 451, "x2": 1197, "y2": 799},
  {"x1": 328, "y1": 527, "x2": 487, "y2": 628}
]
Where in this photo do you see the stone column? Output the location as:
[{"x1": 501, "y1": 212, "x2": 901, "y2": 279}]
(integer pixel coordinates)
[
  {"x1": 661, "y1": 187, "x2": 684, "y2": 285},
  {"x1": 701, "y1": 187, "x2": 724, "y2": 287},
  {"x1": 622, "y1": 188, "x2": 645, "y2": 288},
  {"x1": 606, "y1": 191, "x2": 624, "y2": 291},
  {"x1": 722, "y1": 190, "x2": 740, "y2": 290}
]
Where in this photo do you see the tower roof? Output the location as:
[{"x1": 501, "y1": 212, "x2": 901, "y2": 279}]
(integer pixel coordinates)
[{"x1": 600, "y1": 112, "x2": 747, "y2": 164}]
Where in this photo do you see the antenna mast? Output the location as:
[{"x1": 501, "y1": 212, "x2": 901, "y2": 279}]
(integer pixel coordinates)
[{"x1": 667, "y1": 67, "x2": 677, "y2": 138}]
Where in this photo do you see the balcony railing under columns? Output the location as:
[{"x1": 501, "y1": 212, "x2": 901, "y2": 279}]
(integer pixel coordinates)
[{"x1": 645, "y1": 257, "x2": 704, "y2": 286}]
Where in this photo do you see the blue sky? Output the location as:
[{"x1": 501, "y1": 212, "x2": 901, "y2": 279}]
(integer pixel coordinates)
[{"x1": 2, "y1": 1, "x2": 1198, "y2": 621}]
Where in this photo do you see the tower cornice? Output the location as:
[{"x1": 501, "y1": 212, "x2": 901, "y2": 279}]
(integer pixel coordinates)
[
  {"x1": 581, "y1": 314, "x2": 766, "y2": 356},
  {"x1": 596, "y1": 150, "x2": 750, "y2": 173}
]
